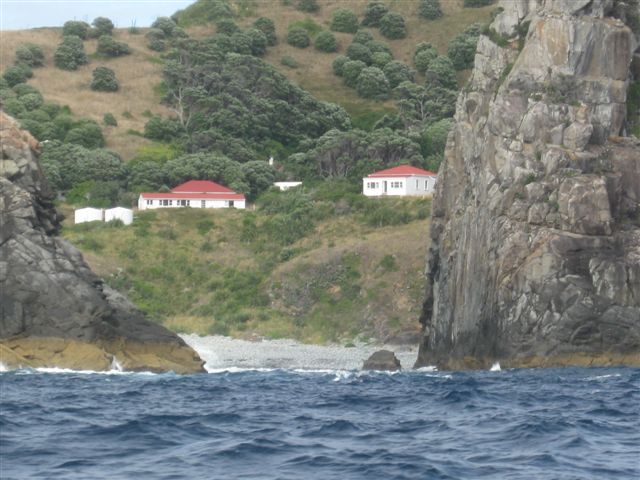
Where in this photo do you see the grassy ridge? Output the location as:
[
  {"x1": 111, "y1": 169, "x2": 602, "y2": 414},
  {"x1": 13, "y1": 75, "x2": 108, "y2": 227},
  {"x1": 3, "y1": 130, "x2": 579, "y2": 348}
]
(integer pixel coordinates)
[{"x1": 62, "y1": 194, "x2": 430, "y2": 344}]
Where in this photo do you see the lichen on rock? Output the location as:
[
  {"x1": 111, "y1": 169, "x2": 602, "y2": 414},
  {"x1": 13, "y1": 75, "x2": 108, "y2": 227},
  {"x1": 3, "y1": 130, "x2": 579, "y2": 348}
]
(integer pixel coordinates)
[
  {"x1": 416, "y1": 0, "x2": 640, "y2": 370},
  {"x1": 0, "y1": 112, "x2": 205, "y2": 373}
]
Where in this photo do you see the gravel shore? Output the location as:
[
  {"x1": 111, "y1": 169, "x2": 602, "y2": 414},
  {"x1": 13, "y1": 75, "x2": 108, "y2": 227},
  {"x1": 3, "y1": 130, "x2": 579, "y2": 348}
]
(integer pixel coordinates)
[{"x1": 180, "y1": 334, "x2": 420, "y2": 371}]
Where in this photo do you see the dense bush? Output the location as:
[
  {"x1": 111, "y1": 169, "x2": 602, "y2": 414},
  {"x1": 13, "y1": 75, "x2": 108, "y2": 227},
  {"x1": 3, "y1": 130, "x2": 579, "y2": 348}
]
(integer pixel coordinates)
[
  {"x1": 356, "y1": 66, "x2": 390, "y2": 100},
  {"x1": 346, "y1": 42, "x2": 372, "y2": 64},
  {"x1": 366, "y1": 40, "x2": 392, "y2": 55},
  {"x1": 314, "y1": 31, "x2": 338, "y2": 52},
  {"x1": 330, "y1": 9, "x2": 359, "y2": 33},
  {"x1": 425, "y1": 56, "x2": 457, "y2": 89},
  {"x1": 383, "y1": 61, "x2": 413, "y2": 88},
  {"x1": 144, "y1": 116, "x2": 184, "y2": 142},
  {"x1": 421, "y1": 118, "x2": 453, "y2": 156},
  {"x1": 62, "y1": 20, "x2": 90, "y2": 39},
  {"x1": 19, "y1": 92, "x2": 44, "y2": 111},
  {"x1": 96, "y1": 35, "x2": 131, "y2": 57},
  {"x1": 91, "y1": 17, "x2": 114, "y2": 36},
  {"x1": 246, "y1": 28, "x2": 268, "y2": 56},
  {"x1": 54, "y1": 35, "x2": 87, "y2": 70},
  {"x1": 281, "y1": 55, "x2": 298, "y2": 68},
  {"x1": 15, "y1": 43, "x2": 44, "y2": 68},
  {"x1": 145, "y1": 28, "x2": 167, "y2": 51},
  {"x1": 464, "y1": 0, "x2": 494, "y2": 6},
  {"x1": 342, "y1": 60, "x2": 367, "y2": 88},
  {"x1": 91, "y1": 66, "x2": 119, "y2": 92},
  {"x1": 332, "y1": 55, "x2": 349, "y2": 76},
  {"x1": 253, "y1": 17, "x2": 277, "y2": 46},
  {"x1": 418, "y1": 0, "x2": 443, "y2": 20},
  {"x1": 352, "y1": 30, "x2": 374, "y2": 45},
  {"x1": 379, "y1": 12, "x2": 407, "y2": 39},
  {"x1": 296, "y1": 0, "x2": 319, "y2": 13},
  {"x1": 65, "y1": 120, "x2": 106, "y2": 148},
  {"x1": 371, "y1": 51, "x2": 392, "y2": 68},
  {"x1": 287, "y1": 27, "x2": 310, "y2": 48},
  {"x1": 216, "y1": 18, "x2": 240, "y2": 35},
  {"x1": 151, "y1": 16, "x2": 178, "y2": 36},
  {"x1": 362, "y1": 1, "x2": 389, "y2": 27},
  {"x1": 103, "y1": 112, "x2": 118, "y2": 126},
  {"x1": 2, "y1": 65, "x2": 31, "y2": 87},
  {"x1": 447, "y1": 24, "x2": 481, "y2": 70}
]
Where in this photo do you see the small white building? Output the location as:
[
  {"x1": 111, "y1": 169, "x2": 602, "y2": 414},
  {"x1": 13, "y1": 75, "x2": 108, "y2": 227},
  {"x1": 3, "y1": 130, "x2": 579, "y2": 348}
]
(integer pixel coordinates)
[
  {"x1": 138, "y1": 180, "x2": 246, "y2": 211},
  {"x1": 105, "y1": 207, "x2": 134, "y2": 225},
  {"x1": 274, "y1": 181, "x2": 302, "y2": 191},
  {"x1": 74, "y1": 207, "x2": 103, "y2": 224},
  {"x1": 363, "y1": 165, "x2": 437, "y2": 197}
]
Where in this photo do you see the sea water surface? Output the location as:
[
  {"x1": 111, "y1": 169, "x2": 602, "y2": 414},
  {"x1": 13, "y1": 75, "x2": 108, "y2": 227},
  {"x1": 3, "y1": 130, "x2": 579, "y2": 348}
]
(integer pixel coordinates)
[{"x1": 1, "y1": 339, "x2": 639, "y2": 479}]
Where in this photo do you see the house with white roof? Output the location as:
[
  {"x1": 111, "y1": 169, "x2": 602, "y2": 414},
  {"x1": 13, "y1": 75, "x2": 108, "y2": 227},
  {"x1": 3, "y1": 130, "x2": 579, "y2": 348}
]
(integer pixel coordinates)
[
  {"x1": 138, "y1": 180, "x2": 246, "y2": 211},
  {"x1": 363, "y1": 165, "x2": 437, "y2": 197}
]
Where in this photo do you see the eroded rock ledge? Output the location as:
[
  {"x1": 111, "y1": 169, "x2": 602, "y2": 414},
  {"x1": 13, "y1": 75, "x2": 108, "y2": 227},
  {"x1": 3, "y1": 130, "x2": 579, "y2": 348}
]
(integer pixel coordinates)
[
  {"x1": 0, "y1": 112, "x2": 205, "y2": 373},
  {"x1": 417, "y1": 0, "x2": 640, "y2": 369}
]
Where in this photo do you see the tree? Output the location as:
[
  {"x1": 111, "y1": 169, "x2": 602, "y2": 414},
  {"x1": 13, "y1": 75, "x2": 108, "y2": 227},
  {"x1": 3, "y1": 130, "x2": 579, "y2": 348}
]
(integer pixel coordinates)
[
  {"x1": 287, "y1": 27, "x2": 310, "y2": 48},
  {"x1": 371, "y1": 51, "x2": 392, "y2": 68},
  {"x1": 19, "y1": 93, "x2": 44, "y2": 111},
  {"x1": 90, "y1": 66, "x2": 119, "y2": 92},
  {"x1": 62, "y1": 20, "x2": 90, "y2": 39},
  {"x1": 253, "y1": 17, "x2": 277, "y2": 46},
  {"x1": 296, "y1": 0, "x2": 319, "y2": 13},
  {"x1": 54, "y1": 35, "x2": 87, "y2": 70},
  {"x1": 379, "y1": 12, "x2": 407, "y2": 39},
  {"x1": 246, "y1": 28, "x2": 268, "y2": 56},
  {"x1": 2, "y1": 65, "x2": 31, "y2": 87},
  {"x1": 425, "y1": 55, "x2": 457, "y2": 89},
  {"x1": 362, "y1": 1, "x2": 389, "y2": 27},
  {"x1": 242, "y1": 161, "x2": 276, "y2": 200},
  {"x1": 447, "y1": 29, "x2": 479, "y2": 70},
  {"x1": 15, "y1": 43, "x2": 44, "y2": 68},
  {"x1": 330, "y1": 9, "x2": 359, "y2": 33},
  {"x1": 65, "y1": 121, "x2": 106, "y2": 148},
  {"x1": 315, "y1": 31, "x2": 338, "y2": 52},
  {"x1": 151, "y1": 16, "x2": 177, "y2": 36},
  {"x1": 342, "y1": 60, "x2": 367, "y2": 88},
  {"x1": 346, "y1": 42, "x2": 372, "y2": 64},
  {"x1": 418, "y1": 0, "x2": 443, "y2": 20},
  {"x1": 352, "y1": 30, "x2": 374, "y2": 45},
  {"x1": 146, "y1": 28, "x2": 167, "y2": 51},
  {"x1": 144, "y1": 116, "x2": 184, "y2": 141},
  {"x1": 92, "y1": 17, "x2": 114, "y2": 36},
  {"x1": 421, "y1": 118, "x2": 453, "y2": 156},
  {"x1": 464, "y1": 0, "x2": 494, "y2": 7},
  {"x1": 366, "y1": 40, "x2": 392, "y2": 55},
  {"x1": 394, "y1": 81, "x2": 457, "y2": 128},
  {"x1": 96, "y1": 35, "x2": 131, "y2": 57},
  {"x1": 414, "y1": 46, "x2": 437, "y2": 73},
  {"x1": 383, "y1": 60, "x2": 413, "y2": 88},
  {"x1": 356, "y1": 66, "x2": 390, "y2": 100},
  {"x1": 216, "y1": 18, "x2": 240, "y2": 35},
  {"x1": 332, "y1": 55, "x2": 349, "y2": 76}
]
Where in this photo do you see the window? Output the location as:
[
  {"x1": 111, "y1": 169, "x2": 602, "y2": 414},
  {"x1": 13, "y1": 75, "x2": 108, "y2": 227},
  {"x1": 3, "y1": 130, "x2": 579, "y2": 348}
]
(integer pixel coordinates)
[
  {"x1": 178, "y1": 199, "x2": 190, "y2": 207},
  {"x1": 391, "y1": 181, "x2": 403, "y2": 188},
  {"x1": 201, "y1": 200, "x2": 206, "y2": 208},
  {"x1": 366, "y1": 182, "x2": 378, "y2": 189},
  {"x1": 146, "y1": 199, "x2": 153, "y2": 205},
  {"x1": 416, "y1": 179, "x2": 419, "y2": 189},
  {"x1": 161, "y1": 199, "x2": 169, "y2": 206}
]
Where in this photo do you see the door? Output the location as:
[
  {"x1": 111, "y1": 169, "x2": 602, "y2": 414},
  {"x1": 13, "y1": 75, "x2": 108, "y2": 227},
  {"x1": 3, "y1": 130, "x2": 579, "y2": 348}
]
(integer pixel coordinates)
[{"x1": 383, "y1": 181, "x2": 387, "y2": 194}]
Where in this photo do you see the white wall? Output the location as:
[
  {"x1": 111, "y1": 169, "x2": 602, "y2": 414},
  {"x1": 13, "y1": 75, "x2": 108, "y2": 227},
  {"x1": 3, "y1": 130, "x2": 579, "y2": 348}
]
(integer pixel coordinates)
[
  {"x1": 274, "y1": 182, "x2": 302, "y2": 191},
  {"x1": 138, "y1": 197, "x2": 246, "y2": 210},
  {"x1": 363, "y1": 175, "x2": 435, "y2": 197},
  {"x1": 74, "y1": 208, "x2": 103, "y2": 224},
  {"x1": 105, "y1": 208, "x2": 134, "y2": 225}
]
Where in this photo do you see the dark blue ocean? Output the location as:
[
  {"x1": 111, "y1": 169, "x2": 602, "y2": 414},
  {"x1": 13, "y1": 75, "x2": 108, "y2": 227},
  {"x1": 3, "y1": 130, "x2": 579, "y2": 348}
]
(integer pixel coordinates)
[{"x1": 1, "y1": 367, "x2": 639, "y2": 479}]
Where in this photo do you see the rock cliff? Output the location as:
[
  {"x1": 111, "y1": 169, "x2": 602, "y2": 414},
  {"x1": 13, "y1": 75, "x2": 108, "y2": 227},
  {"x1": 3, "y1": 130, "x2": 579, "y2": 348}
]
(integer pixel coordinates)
[
  {"x1": 0, "y1": 112, "x2": 205, "y2": 373},
  {"x1": 417, "y1": 0, "x2": 640, "y2": 369}
]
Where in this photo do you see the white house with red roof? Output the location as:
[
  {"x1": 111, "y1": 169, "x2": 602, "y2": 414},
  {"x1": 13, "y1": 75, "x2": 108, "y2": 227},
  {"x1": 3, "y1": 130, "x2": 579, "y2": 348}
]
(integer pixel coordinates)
[
  {"x1": 363, "y1": 165, "x2": 437, "y2": 197},
  {"x1": 138, "y1": 180, "x2": 246, "y2": 211}
]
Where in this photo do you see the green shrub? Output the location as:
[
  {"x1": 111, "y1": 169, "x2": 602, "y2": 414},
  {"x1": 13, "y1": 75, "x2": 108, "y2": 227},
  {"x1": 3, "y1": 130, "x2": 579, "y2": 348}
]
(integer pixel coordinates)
[
  {"x1": 144, "y1": 116, "x2": 184, "y2": 141},
  {"x1": 464, "y1": 0, "x2": 494, "y2": 6},
  {"x1": 96, "y1": 35, "x2": 131, "y2": 57},
  {"x1": 421, "y1": 118, "x2": 453, "y2": 156},
  {"x1": 418, "y1": 0, "x2": 443, "y2": 20},
  {"x1": 246, "y1": 28, "x2": 268, "y2": 56},
  {"x1": 330, "y1": 9, "x2": 359, "y2": 33},
  {"x1": 413, "y1": 43, "x2": 438, "y2": 72},
  {"x1": 281, "y1": 55, "x2": 299, "y2": 68},
  {"x1": 356, "y1": 66, "x2": 390, "y2": 100},
  {"x1": 362, "y1": 1, "x2": 389, "y2": 27},
  {"x1": 2, "y1": 65, "x2": 31, "y2": 87},
  {"x1": 64, "y1": 121, "x2": 105, "y2": 148},
  {"x1": 296, "y1": 0, "x2": 319, "y2": 13},
  {"x1": 447, "y1": 30, "x2": 479, "y2": 70},
  {"x1": 379, "y1": 12, "x2": 407, "y2": 39},
  {"x1": 315, "y1": 31, "x2": 338, "y2": 52},
  {"x1": 216, "y1": 18, "x2": 240, "y2": 35},
  {"x1": 332, "y1": 55, "x2": 349, "y2": 76},
  {"x1": 151, "y1": 16, "x2": 177, "y2": 36},
  {"x1": 371, "y1": 51, "x2": 392, "y2": 68},
  {"x1": 15, "y1": 43, "x2": 45, "y2": 68},
  {"x1": 287, "y1": 27, "x2": 310, "y2": 48},
  {"x1": 425, "y1": 55, "x2": 457, "y2": 89},
  {"x1": 62, "y1": 20, "x2": 90, "y2": 39},
  {"x1": 3, "y1": 98, "x2": 26, "y2": 117},
  {"x1": 91, "y1": 66, "x2": 118, "y2": 92},
  {"x1": 92, "y1": 17, "x2": 114, "y2": 36},
  {"x1": 54, "y1": 35, "x2": 87, "y2": 70},
  {"x1": 146, "y1": 28, "x2": 167, "y2": 51},
  {"x1": 342, "y1": 60, "x2": 367, "y2": 88},
  {"x1": 103, "y1": 112, "x2": 118, "y2": 126},
  {"x1": 383, "y1": 60, "x2": 413, "y2": 88},
  {"x1": 19, "y1": 92, "x2": 44, "y2": 111},
  {"x1": 352, "y1": 30, "x2": 374, "y2": 45},
  {"x1": 346, "y1": 42, "x2": 372, "y2": 64},
  {"x1": 254, "y1": 17, "x2": 277, "y2": 45}
]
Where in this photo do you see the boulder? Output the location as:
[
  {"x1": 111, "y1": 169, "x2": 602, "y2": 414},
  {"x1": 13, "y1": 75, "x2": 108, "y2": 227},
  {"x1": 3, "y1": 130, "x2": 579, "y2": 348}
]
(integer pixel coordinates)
[
  {"x1": 0, "y1": 113, "x2": 205, "y2": 373},
  {"x1": 363, "y1": 350, "x2": 401, "y2": 371}
]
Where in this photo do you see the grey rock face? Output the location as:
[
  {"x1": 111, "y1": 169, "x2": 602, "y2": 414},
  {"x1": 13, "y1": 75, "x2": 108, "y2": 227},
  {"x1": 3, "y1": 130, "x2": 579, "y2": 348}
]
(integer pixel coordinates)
[
  {"x1": 363, "y1": 350, "x2": 401, "y2": 371},
  {"x1": 0, "y1": 113, "x2": 204, "y2": 372},
  {"x1": 417, "y1": 0, "x2": 640, "y2": 369}
]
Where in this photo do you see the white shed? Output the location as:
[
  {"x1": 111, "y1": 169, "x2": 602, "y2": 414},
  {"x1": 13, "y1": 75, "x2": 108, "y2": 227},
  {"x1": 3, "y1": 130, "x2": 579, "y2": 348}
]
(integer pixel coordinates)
[
  {"x1": 274, "y1": 181, "x2": 302, "y2": 191},
  {"x1": 74, "y1": 207, "x2": 103, "y2": 224},
  {"x1": 105, "y1": 207, "x2": 134, "y2": 225}
]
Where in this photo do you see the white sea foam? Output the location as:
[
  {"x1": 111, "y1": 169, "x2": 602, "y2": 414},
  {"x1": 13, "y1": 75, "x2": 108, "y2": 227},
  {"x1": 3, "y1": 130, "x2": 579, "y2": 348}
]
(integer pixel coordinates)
[
  {"x1": 0, "y1": 362, "x2": 9, "y2": 372},
  {"x1": 490, "y1": 362, "x2": 502, "y2": 372},
  {"x1": 180, "y1": 334, "x2": 419, "y2": 372}
]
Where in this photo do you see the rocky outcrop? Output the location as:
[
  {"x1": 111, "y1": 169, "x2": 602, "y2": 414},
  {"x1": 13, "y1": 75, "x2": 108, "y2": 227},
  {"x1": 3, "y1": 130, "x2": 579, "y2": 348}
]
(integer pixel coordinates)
[
  {"x1": 0, "y1": 112, "x2": 205, "y2": 373},
  {"x1": 362, "y1": 350, "x2": 401, "y2": 371},
  {"x1": 417, "y1": 0, "x2": 640, "y2": 369}
]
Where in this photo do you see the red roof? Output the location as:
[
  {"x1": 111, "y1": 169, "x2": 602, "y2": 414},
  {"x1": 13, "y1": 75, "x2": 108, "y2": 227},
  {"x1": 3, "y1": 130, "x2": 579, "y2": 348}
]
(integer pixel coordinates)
[
  {"x1": 140, "y1": 192, "x2": 245, "y2": 200},
  {"x1": 171, "y1": 180, "x2": 235, "y2": 194},
  {"x1": 367, "y1": 165, "x2": 437, "y2": 178}
]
